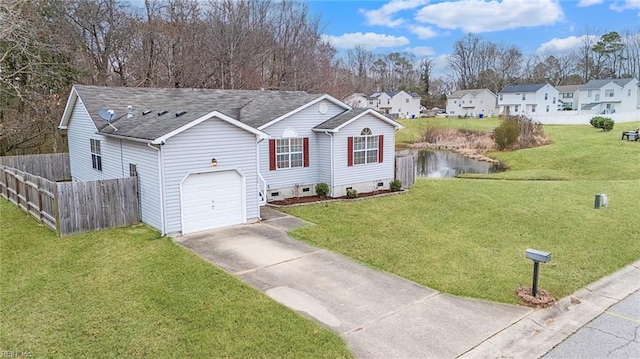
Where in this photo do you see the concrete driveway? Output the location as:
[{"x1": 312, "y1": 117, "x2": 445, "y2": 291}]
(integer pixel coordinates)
[{"x1": 177, "y1": 208, "x2": 531, "y2": 358}]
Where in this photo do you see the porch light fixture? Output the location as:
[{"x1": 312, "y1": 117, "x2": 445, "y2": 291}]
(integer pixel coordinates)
[{"x1": 211, "y1": 158, "x2": 218, "y2": 167}]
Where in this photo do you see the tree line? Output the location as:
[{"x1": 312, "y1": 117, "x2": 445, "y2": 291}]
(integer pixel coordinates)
[{"x1": 1, "y1": 0, "x2": 638, "y2": 155}]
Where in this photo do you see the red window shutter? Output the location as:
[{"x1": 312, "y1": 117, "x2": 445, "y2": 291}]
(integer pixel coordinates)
[
  {"x1": 378, "y1": 135, "x2": 384, "y2": 163},
  {"x1": 347, "y1": 137, "x2": 353, "y2": 167},
  {"x1": 269, "y1": 139, "x2": 276, "y2": 171},
  {"x1": 303, "y1": 137, "x2": 309, "y2": 167}
]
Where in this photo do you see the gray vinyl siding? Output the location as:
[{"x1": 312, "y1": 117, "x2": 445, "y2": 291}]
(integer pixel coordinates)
[
  {"x1": 118, "y1": 140, "x2": 162, "y2": 231},
  {"x1": 333, "y1": 115, "x2": 397, "y2": 189},
  {"x1": 161, "y1": 118, "x2": 259, "y2": 234},
  {"x1": 67, "y1": 99, "x2": 112, "y2": 181},
  {"x1": 260, "y1": 100, "x2": 344, "y2": 190},
  {"x1": 66, "y1": 99, "x2": 163, "y2": 231},
  {"x1": 315, "y1": 133, "x2": 332, "y2": 185}
]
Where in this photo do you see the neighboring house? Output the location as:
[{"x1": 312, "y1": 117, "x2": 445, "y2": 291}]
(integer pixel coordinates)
[
  {"x1": 58, "y1": 85, "x2": 402, "y2": 235},
  {"x1": 498, "y1": 83, "x2": 559, "y2": 115},
  {"x1": 344, "y1": 93, "x2": 370, "y2": 108},
  {"x1": 577, "y1": 78, "x2": 639, "y2": 114},
  {"x1": 556, "y1": 85, "x2": 581, "y2": 110},
  {"x1": 446, "y1": 89, "x2": 498, "y2": 117},
  {"x1": 347, "y1": 91, "x2": 421, "y2": 119}
]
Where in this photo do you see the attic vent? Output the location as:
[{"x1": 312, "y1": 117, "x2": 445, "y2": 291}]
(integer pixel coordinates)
[
  {"x1": 175, "y1": 111, "x2": 187, "y2": 117},
  {"x1": 158, "y1": 110, "x2": 168, "y2": 116},
  {"x1": 142, "y1": 110, "x2": 152, "y2": 116}
]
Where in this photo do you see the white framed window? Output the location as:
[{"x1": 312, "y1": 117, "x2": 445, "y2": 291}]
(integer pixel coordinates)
[
  {"x1": 544, "y1": 93, "x2": 548, "y2": 100},
  {"x1": 499, "y1": 94, "x2": 503, "y2": 101},
  {"x1": 353, "y1": 128, "x2": 378, "y2": 165},
  {"x1": 546, "y1": 105, "x2": 550, "y2": 112},
  {"x1": 595, "y1": 94, "x2": 600, "y2": 101},
  {"x1": 628, "y1": 89, "x2": 632, "y2": 96},
  {"x1": 605, "y1": 89, "x2": 614, "y2": 97},
  {"x1": 522, "y1": 94, "x2": 526, "y2": 100},
  {"x1": 405, "y1": 98, "x2": 409, "y2": 103},
  {"x1": 532, "y1": 105, "x2": 536, "y2": 113},
  {"x1": 276, "y1": 138, "x2": 303, "y2": 169},
  {"x1": 90, "y1": 139, "x2": 102, "y2": 171}
]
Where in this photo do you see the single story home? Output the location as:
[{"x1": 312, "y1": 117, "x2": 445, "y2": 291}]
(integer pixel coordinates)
[{"x1": 58, "y1": 85, "x2": 402, "y2": 235}]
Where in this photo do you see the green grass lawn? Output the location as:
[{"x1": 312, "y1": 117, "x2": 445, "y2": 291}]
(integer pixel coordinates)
[
  {"x1": 0, "y1": 201, "x2": 352, "y2": 359},
  {"x1": 282, "y1": 122, "x2": 640, "y2": 304}
]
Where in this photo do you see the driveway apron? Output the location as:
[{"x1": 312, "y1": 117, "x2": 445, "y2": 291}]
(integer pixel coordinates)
[{"x1": 178, "y1": 208, "x2": 531, "y2": 359}]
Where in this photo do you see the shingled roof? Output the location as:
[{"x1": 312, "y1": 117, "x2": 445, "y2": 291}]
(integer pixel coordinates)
[
  {"x1": 61, "y1": 85, "x2": 328, "y2": 141},
  {"x1": 579, "y1": 78, "x2": 635, "y2": 90},
  {"x1": 499, "y1": 84, "x2": 548, "y2": 93},
  {"x1": 313, "y1": 108, "x2": 402, "y2": 132}
]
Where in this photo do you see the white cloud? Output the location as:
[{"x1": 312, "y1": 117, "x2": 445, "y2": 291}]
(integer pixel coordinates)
[
  {"x1": 404, "y1": 46, "x2": 436, "y2": 57},
  {"x1": 609, "y1": 0, "x2": 640, "y2": 13},
  {"x1": 536, "y1": 35, "x2": 597, "y2": 53},
  {"x1": 321, "y1": 32, "x2": 411, "y2": 50},
  {"x1": 360, "y1": 0, "x2": 430, "y2": 27},
  {"x1": 414, "y1": 0, "x2": 565, "y2": 33},
  {"x1": 407, "y1": 25, "x2": 438, "y2": 39},
  {"x1": 577, "y1": 0, "x2": 603, "y2": 7}
]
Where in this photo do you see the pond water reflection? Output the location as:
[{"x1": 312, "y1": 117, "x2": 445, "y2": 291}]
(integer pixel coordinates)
[{"x1": 398, "y1": 149, "x2": 503, "y2": 178}]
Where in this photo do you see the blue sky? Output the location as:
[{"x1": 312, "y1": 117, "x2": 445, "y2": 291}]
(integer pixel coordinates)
[{"x1": 307, "y1": 0, "x2": 640, "y2": 67}]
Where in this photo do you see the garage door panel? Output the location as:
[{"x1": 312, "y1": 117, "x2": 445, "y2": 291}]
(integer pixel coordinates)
[{"x1": 181, "y1": 171, "x2": 245, "y2": 234}]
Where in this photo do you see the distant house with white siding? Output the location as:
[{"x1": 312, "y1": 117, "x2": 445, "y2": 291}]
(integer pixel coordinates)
[
  {"x1": 347, "y1": 90, "x2": 421, "y2": 119},
  {"x1": 446, "y1": 89, "x2": 498, "y2": 117},
  {"x1": 556, "y1": 85, "x2": 581, "y2": 110},
  {"x1": 59, "y1": 85, "x2": 402, "y2": 235},
  {"x1": 498, "y1": 83, "x2": 560, "y2": 115},
  {"x1": 577, "y1": 78, "x2": 639, "y2": 114}
]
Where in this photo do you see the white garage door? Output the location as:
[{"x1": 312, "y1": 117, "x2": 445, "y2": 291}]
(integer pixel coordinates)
[{"x1": 180, "y1": 170, "x2": 245, "y2": 234}]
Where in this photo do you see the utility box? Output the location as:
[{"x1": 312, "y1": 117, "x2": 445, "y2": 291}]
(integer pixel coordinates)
[{"x1": 594, "y1": 194, "x2": 608, "y2": 209}]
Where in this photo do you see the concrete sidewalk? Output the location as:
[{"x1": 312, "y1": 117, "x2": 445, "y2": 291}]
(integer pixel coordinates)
[
  {"x1": 461, "y1": 260, "x2": 640, "y2": 358},
  {"x1": 177, "y1": 208, "x2": 640, "y2": 358}
]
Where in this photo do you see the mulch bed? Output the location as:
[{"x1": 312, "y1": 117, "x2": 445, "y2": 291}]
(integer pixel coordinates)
[
  {"x1": 269, "y1": 189, "x2": 394, "y2": 206},
  {"x1": 516, "y1": 286, "x2": 555, "y2": 308}
]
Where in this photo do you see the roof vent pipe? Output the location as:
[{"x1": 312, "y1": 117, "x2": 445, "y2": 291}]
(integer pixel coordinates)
[
  {"x1": 175, "y1": 111, "x2": 187, "y2": 117},
  {"x1": 127, "y1": 105, "x2": 133, "y2": 119}
]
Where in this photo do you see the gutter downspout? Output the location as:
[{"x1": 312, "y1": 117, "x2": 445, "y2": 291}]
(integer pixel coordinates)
[
  {"x1": 147, "y1": 142, "x2": 166, "y2": 236},
  {"x1": 323, "y1": 131, "x2": 334, "y2": 197},
  {"x1": 256, "y1": 136, "x2": 264, "y2": 220}
]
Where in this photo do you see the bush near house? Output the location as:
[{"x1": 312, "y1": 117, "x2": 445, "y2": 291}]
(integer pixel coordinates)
[{"x1": 315, "y1": 182, "x2": 329, "y2": 197}]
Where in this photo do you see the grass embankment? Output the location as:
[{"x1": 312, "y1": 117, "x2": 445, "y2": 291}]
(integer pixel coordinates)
[
  {"x1": 0, "y1": 201, "x2": 352, "y2": 358},
  {"x1": 282, "y1": 121, "x2": 640, "y2": 304}
]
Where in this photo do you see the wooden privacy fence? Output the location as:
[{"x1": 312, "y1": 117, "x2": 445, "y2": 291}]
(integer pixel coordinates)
[
  {"x1": 1, "y1": 166, "x2": 58, "y2": 231},
  {"x1": 1, "y1": 165, "x2": 140, "y2": 236},
  {"x1": 0, "y1": 153, "x2": 70, "y2": 181},
  {"x1": 395, "y1": 153, "x2": 415, "y2": 189}
]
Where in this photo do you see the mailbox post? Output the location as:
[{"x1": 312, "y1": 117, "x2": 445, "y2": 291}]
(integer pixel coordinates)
[{"x1": 526, "y1": 249, "x2": 552, "y2": 297}]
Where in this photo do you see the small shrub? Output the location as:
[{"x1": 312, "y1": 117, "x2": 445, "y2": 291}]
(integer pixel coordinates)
[
  {"x1": 590, "y1": 116, "x2": 606, "y2": 129},
  {"x1": 315, "y1": 182, "x2": 329, "y2": 197},
  {"x1": 602, "y1": 118, "x2": 615, "y2": 131},
  {"x1": 493, "y1": 117, "x2": 519, "y2": 150},
  {"x1": 390, "y1": 179, "x2": 402, "y2": 192},
  {"x1": 346, "y1": 188, "x2": 358, "y2": 198}
]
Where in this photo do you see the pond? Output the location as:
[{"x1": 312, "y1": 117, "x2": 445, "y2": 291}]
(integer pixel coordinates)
[{"x1": 397, "y1": 149, "x2": 503, "y2": 178}]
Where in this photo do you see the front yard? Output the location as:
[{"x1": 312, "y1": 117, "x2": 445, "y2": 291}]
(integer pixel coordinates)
[
  {"x1": 0, "y1": 201, "x2": 352, "y2": 358},
  {"x1": 282, "y1": 122, "x2": 640, "y2": 304}
]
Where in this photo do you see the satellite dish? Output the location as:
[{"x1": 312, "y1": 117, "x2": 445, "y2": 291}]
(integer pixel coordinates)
[{"x1": 98, "y1": 108, "x2": 118, "y2": 131}]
